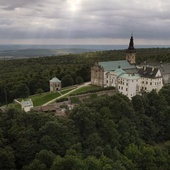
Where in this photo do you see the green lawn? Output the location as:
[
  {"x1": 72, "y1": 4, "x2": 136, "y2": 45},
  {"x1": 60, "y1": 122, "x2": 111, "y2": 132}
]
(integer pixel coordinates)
[
  {"x1": 8, "y1": 84, "x2": 100, "y2": 109},
  {"x1": 70, "y1": 85, "x2": 101, "y2": 95},
  {"x1": 9, "y1": 92, "x2": 61, "y2": 109},
  {"x1": 60, "y1": 87, "x2": 76, "y2": 95},
  {"x1": 30, "y1": 92, "x2": 61, "y2": 106}
]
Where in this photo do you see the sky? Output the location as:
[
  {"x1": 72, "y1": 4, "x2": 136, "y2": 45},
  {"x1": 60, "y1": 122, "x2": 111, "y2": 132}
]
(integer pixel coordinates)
[{"x1": 0, "y1": 0, "x2": 170, "y2": 45}]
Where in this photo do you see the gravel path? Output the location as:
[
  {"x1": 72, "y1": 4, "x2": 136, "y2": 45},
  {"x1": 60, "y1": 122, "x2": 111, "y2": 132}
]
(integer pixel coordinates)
[{"x1": 42, "y1": 82, "x2": 90, "y2": 106}]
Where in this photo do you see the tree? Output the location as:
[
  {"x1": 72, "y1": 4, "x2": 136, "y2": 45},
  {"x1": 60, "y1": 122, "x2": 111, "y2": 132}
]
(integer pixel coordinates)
[
  {"x1": 70, "y1": 106, "x2": 97, "y2": 139},
  {"x1": 159, "y1": 85, "x2": 170, "y2": 105},
  {"x1": 61, "y1": 74, "x2": 74, "y2": 87},
  {"x1": 0, "y1": 147, "x2": 16, "y2": 170},
  {"x1": 132, "y1": 95, "x2": 146, "y2": 114},
  {"x1": 85, "y1": 156, "x2": 102, "y2": 170},
  {"x1": 14, "y1": 83, "x2": 30, "y2": 98},
  {"x1": 35, "y1": 88, "x2": 44, "y2": 95},
  {"x1": 84, "y1": 133, "x2": 103, "y2": 157},
  {"x1": 35, "y1": 150, "x2": 56, "y2": 169},
  {"x1": 51, "y1": 152, "x2": 85, "y2": 170},
  {"x1": 77, "y1": 65, "x2": 90, "y2": 82},
  {"x1": 124, "y1": 143, "x2": 141, "y2": 168},
  {"x1": 76, "y1": 76, "x2": 84, "y2": 84},
  {"x1": 139, "y1": 146, "x2": 157, "y2": 170},
  {"x1": 23, "y1": 159, "x2": 47, "y2": 170}
]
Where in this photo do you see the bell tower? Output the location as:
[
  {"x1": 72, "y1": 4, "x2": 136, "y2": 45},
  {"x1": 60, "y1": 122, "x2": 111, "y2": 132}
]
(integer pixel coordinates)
[{"x1": 126, "y1": 34, "x2": 136, "y2": 64}]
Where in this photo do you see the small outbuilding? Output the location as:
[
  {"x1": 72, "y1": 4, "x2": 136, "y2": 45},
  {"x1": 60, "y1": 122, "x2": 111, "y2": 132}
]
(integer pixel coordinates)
[
  {"x1": 21, "y1": 99, "x2": 33, "y2": 112},
  {"x1": 50, "y1": 77, "x2": 61, "y2": 92}
]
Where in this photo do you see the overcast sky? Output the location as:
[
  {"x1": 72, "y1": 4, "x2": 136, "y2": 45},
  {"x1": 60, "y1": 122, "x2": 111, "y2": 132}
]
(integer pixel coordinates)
[{"x1": 0, "y1": 0, "x2": 170, "y2": 45}]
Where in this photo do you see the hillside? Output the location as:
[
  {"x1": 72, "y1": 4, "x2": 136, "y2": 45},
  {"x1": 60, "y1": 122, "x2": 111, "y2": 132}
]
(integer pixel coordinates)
[{"x1": 0, "y1": 48, "x2": 170, "y2": 106}]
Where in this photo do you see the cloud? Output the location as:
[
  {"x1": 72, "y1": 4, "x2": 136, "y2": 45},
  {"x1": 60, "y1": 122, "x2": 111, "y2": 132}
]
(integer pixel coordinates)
[{"x1": 0, "y1": 0, "x2": 170, "y2": 44}]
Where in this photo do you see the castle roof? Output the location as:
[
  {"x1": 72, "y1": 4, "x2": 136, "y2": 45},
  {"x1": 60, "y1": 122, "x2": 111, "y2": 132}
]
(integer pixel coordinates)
[
  {"x1": 119, "y1": 73, "x2": 141, "y2": 80},
  {"x1": 114, "y1": 68, "x2": 126, "y2": 76},
  {"x1": 98, "y1": 60, "x2": 136, "y2": 71},
  {"x1": 139, "y1": 61, "x2": 170, "y2": 75},
  {"x1": 138, "y1": 67, "x2": 160, "y2": 78},
  {"x1": 21, "y1": 99, "x2": 33, "y2": 107},
  {"x1": 50, "y1": 77, "x2": 61, "y2": 83}
]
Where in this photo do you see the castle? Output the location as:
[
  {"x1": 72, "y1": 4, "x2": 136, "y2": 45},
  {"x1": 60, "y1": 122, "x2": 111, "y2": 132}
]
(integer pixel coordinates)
[{"x1": 91, "y1": 35, "x2": 170, "y2": 99}]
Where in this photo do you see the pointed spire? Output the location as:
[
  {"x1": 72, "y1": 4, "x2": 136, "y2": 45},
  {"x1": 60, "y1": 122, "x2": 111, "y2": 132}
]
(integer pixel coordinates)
[
  {"x1": 126, "y1": 34, "x2": 136, "y2": 64},
  {"x1": 128, "y1": 34, "x2": 135, "y2": 50}
]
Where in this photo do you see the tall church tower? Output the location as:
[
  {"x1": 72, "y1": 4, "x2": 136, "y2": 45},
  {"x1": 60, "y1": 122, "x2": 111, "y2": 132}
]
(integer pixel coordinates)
[{"x1": 126, "y1": 35, "x2": 136, "y2": 64}]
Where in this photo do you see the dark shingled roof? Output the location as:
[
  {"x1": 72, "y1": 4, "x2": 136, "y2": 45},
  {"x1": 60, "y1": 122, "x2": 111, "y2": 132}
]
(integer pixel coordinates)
[
  {"x1": 138, "y1": 67, "x2": 160, "y2": 78},
  {"x1": 139, "y1": 61, "x2": 170, "y2": 75}
]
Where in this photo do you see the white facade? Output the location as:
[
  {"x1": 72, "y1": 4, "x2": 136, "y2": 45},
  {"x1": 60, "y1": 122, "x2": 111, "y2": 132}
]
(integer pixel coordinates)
[
  {"x1": 104, "y1": 67, "x2": 163, "y2": 99},
  {"x1": 50, "y1": 77, "x2": 61, "y2": 92},
  {"x1": 118, "y1": 74, "x2": 141, "y2": 99},
  {"x1": 140, "y1": 70, "x2": 163, "y2": 92}
]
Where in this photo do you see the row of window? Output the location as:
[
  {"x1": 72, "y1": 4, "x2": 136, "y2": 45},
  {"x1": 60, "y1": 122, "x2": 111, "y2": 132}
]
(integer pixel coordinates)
[
  {"x1": 118, "y1": 86, "x2": 128, "y2": 91},
  {"x1": 142, "y1": 81, "x2": 162, "y2": 85}
]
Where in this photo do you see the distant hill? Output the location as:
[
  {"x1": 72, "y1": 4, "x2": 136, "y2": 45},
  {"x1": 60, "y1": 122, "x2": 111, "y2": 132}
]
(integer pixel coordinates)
[{"x1": 0, "y1": 48, "x2": 98, "y2": 59}]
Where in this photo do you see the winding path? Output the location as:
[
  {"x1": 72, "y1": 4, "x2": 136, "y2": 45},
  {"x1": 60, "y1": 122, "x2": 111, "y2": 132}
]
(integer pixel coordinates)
[{"x1": 42, "y1": 82, "x2": 90, "y2": 106}]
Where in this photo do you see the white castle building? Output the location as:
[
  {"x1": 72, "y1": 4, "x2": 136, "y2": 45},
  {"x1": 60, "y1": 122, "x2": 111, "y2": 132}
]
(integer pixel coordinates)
[{"x1": 91, "y1": 35, "x2": 166, "y2": 99}]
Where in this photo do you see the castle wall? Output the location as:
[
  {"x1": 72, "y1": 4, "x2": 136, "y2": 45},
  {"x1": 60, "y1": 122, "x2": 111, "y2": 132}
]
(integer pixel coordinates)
[{"x1": 91, "y1": 64, "x2": 104, "y2": 87}]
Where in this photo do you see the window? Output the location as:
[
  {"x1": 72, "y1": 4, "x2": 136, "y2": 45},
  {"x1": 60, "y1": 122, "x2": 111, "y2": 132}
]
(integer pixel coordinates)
[
  {"x1": 126, "y1": 88, "x2": 128, "y2": 91},
  {"x1": 146, "y1": 81, "x2": 148, "y2": 85},
  {"x1": 150, "y1": 82, "x2": 152, "y2": 85},
  {"x1": 126, "y1": 83, "x2": 128, "y2": 86},
  {"x1": 121, "y1": 87, "x2": 123, "y2": 90}
]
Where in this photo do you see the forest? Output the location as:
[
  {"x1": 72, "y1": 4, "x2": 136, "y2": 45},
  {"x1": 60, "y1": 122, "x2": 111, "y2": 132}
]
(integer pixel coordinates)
[
  {"x1": 0, "y1": 47, "x2": 170, "y2": 106},
  {"x1": 0, "y1": 86, "x2": 170, "y2": 170},
  {"x1": 0, "y1": 48, "x2": 170, "y2": 169}
]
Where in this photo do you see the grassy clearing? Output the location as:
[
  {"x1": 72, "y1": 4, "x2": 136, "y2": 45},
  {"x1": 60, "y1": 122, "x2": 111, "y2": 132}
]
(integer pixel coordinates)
[
  {"x1": 8, "y1": 84, "x2": 99, "y2": 109},
  {"x1": 70, "y1": 85, "x2": 101, "y2": 95},
  {"x1": 9, "y1": 92, "x2": 61, "y2": 109},
  {"x1": 30, "y1": 92, "x2": 61, "y2": 106},
  {"x1": 8, "y1": 87, "x2": 76, "y2": 109},
  {"x1": 60, "y1": 87, "x2": 75, "y2": 95}
]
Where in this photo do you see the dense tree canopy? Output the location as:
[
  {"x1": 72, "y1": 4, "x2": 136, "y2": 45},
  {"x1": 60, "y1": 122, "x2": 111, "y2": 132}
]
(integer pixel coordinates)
[{"x1": 0, "y1": 86, "x2": 170, "y2": 170}]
